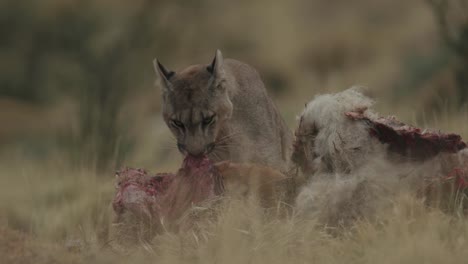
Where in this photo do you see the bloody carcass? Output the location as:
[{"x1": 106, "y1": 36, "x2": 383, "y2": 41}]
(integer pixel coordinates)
[
  {"x1": 111, "y1": 155, "x2": 291, "y2": 243},
  {"x1": 293, "y1": 88, "x2": 468, "y2": 224},
  {"x1": 112, "y1": 156, "x2": 223, "y2": 241}
]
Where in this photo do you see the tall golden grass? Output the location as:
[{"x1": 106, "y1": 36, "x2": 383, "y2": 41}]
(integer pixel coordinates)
[
  {"x1": 1, "y1": 100, "x2": 467, "y2": 263},
  {"x1": 1, "y1": 0, "x2": 468, "y2": 263}
]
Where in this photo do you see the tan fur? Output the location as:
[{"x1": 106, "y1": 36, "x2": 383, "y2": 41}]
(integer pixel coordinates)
[
  {"x1": 215, "y1": 161, "x2": 292, "y2": 207},
  {"x1": 154, "y1": 50, "x2": 293, "y2": 172}
]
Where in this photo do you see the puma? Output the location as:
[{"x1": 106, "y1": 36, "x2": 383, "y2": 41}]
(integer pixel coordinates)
[{"x1": 153, "y1": 50, "x2": 292, "y2": 172}]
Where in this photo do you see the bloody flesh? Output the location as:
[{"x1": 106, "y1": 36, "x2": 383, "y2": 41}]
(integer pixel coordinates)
[
  {"x1": 345, "y1": 110, "x2": 468, "y2": 191},
  {"x1": 112, "y1": 155, "x2": 223, "y2": 230},
  {"x1": 345, "y1": 110, "x2": 467, "y2": 160}
]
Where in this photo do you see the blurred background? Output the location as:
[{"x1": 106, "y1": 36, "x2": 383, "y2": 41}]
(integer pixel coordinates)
[{"x1": 0, "y1": 0, "x2": 467, "y2": 249}]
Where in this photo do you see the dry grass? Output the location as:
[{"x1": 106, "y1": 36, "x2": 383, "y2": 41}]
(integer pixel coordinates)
[
  {"x1": 1, "y1": 109, "x2": 468, "y2": 263},
  {"x1": 2, "y1": 0, "x2": 468, "y2": 263},
  {"x1": 3, "y1": 173, "x2": 468, "y2": 264}
]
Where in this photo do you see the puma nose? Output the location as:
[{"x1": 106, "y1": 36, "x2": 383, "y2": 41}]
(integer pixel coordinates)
[
  {"x1": 184, "y1": 144, "x2": 206, "y2": 157},
  {"x1": 206, "y1": 143, "x2": 215, "y2": 154},
  {"x1": 189, "y1": 149, "x2": 205, "y2": 157}
]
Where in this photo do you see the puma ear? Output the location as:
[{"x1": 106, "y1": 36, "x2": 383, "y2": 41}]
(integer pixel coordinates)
[
  {"x1": 207, "y1": 49, "x2": 225, "y2": 79},
  {"x1": 153, "y1": 58, "x2": 174, "y2": 91}
]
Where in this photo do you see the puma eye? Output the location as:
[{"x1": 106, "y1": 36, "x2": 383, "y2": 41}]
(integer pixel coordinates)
[
  {"x1": 202, "y1": 115, "x2": 215, "y2": 126},
  {"x1": 171, "y1": 119, "x2": 184, "y2": 129}
]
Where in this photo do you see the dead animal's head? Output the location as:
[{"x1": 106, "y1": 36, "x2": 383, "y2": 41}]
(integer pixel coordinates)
[
  {"x1": 153, "y1": 50, "x2": 233, "y2": 157},
  {"x1": 293, "y1": 88, "x2": 377, "y2": 176},
  {"x1": 292, "y1": 115, "x2": 321, "y2": 175}
]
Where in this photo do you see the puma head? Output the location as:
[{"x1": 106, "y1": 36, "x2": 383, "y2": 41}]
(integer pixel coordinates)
[{"x1": 153, "y1": 50, "x2": 233, "y2": 157}]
